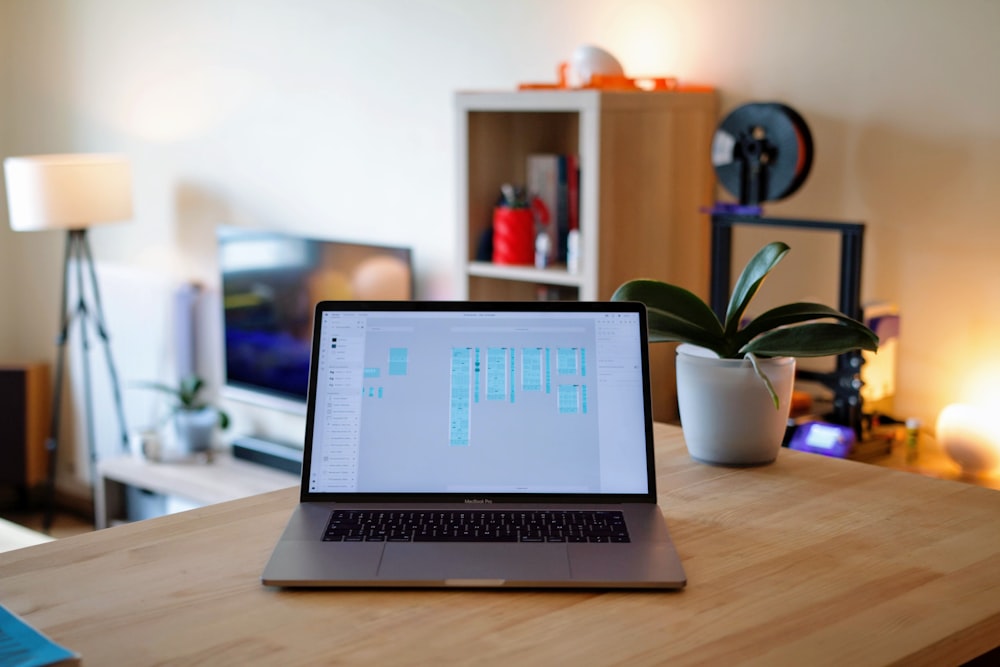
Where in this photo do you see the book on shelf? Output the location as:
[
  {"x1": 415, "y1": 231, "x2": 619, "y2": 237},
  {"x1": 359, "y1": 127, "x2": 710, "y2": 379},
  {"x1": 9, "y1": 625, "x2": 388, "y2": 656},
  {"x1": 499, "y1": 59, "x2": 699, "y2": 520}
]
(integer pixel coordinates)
[{"x1": 526, "y1": 153, "x2": 579, "y2": 266}]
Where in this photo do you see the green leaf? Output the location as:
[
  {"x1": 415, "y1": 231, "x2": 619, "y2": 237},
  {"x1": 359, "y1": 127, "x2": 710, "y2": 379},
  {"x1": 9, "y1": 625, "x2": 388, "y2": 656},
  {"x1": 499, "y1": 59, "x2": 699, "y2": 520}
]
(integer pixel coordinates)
[
  {"x1": 132, "y1": 376, "x2": 219, "y2": 413},
  {"x1": 644, "y1": 309, "x2": 727, "y2": 352},
  {"x1": 613, "y1": 280, "x2": 722, "y2": 333},
  {"x1": 178, "y1": 376, "x2": 205, "y2": 408},
  {"x1": 741, "y1": 322, "x2": 880, "y2": 358},
  {"x1": 612, "y1": 242, "x2": 879, "y2": 366},
  {"x1": 725, "y1": 241, "x2": 790, "y2": 337},
  {"x1": 613, "y1": 280, "x2": 726, "y2": 352},
  {"x1": 744, "y1": 352, "x2": 780, "y2": 409},
  {"x1": 735, "y1": 302, "x2": 879, "y2": 351},
  {"x1": 132, "y1": 380, "x2": 182, "y2": 401}
]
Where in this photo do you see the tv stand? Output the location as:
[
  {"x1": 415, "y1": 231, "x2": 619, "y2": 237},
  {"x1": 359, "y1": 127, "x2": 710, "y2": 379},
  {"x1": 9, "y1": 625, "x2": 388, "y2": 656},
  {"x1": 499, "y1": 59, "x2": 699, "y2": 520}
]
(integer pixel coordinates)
[{"x1": 94, "y1": 451, "x2": 299, "y2": 529}]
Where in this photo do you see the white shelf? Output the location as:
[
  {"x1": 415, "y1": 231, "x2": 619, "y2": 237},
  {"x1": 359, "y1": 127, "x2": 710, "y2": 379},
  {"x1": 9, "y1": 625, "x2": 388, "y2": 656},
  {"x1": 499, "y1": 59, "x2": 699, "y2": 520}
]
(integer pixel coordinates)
[
  {"x1": 455, "y1": 89, "x2": 602, "y2": 112},
  {"x1": 466, "y1": 261, "x2": 583, "y2": 287}
]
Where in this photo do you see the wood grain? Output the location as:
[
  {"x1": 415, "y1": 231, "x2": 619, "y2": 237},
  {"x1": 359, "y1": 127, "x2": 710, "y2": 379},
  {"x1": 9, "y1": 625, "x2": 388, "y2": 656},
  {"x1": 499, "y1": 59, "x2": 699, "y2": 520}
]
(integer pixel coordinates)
[{"x1": 2, "y1": 423, "x2": 998, "y2": 666}]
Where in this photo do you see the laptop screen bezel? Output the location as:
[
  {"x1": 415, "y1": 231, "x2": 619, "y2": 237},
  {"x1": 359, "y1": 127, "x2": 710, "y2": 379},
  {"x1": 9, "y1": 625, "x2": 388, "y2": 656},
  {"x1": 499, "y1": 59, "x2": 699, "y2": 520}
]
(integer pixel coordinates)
[{"x1": 298, "y1": 300, "x2": 657, "y2": 505}]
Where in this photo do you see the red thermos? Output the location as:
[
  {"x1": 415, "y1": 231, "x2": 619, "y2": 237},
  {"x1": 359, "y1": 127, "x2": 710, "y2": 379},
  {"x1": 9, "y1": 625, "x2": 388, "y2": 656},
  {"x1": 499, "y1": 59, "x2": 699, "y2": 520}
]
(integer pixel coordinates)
[{"x1": 491, "y1": 206, "x2": 534, "y2": 265}]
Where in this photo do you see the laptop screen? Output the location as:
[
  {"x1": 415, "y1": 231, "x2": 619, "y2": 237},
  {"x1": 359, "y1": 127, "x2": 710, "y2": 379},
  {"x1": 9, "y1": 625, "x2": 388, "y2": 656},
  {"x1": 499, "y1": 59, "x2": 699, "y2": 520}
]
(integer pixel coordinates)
[{"x1": 301, "y1": 302, "x2": 655, "y2": 502}]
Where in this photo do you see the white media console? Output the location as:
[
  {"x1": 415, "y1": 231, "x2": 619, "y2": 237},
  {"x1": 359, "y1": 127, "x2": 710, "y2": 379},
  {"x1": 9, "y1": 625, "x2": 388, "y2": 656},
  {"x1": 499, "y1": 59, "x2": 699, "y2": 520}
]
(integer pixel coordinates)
[{"x1": 94, "y1": 450, "x2": 299, "y2": 529}]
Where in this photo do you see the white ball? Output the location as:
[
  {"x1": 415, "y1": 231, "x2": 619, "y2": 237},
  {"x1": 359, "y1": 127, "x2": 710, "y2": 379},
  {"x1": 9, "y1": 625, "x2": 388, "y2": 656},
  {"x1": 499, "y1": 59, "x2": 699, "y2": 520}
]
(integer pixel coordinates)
[
  {"x1": 570, "y1": 45, "x2": 624, "y2": 87},
  {"x1": 937, "y1": 403, "x2": 1000, "y2": 476}
]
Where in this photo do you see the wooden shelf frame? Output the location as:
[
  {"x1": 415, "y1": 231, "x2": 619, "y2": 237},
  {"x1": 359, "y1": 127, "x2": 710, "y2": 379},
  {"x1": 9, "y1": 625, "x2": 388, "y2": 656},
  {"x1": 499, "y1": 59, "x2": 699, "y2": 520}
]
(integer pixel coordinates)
[{"x1": 454, "y1": 90, "x2": 719, "y2": 420}]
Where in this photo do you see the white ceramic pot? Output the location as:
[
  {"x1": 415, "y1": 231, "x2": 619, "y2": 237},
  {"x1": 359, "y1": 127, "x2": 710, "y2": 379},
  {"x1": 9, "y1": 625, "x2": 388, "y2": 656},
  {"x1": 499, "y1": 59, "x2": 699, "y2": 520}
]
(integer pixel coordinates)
[
  {"x1": 675, "y1": 344, "x2": 796, "y2": 466},
  {"x1": 173, "y1": 407, "x2": 218, "y2": 455}
]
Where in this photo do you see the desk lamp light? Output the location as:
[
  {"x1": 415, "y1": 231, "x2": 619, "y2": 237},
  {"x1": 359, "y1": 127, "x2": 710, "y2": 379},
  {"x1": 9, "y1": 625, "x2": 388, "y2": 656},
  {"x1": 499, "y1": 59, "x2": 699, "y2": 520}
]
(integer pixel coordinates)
[
  {"x1": 3, "y1": 154, "x2": 133, "y2": 532},
  {"x1": 936, "y1": 403, "x2": 1000, "y2": 478}
]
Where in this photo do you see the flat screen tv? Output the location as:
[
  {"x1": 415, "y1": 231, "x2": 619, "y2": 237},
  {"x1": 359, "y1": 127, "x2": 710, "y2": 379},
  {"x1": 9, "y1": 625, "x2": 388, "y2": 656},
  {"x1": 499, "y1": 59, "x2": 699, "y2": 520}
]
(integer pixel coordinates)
[{"x1": 217, "y1": 226, "x2": 413, "y2": 413}]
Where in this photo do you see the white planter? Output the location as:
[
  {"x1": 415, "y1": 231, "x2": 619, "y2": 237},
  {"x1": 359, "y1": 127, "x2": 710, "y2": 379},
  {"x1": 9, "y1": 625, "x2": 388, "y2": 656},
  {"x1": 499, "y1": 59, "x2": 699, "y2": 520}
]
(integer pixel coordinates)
[
  {"x1": 172, "y1": 407, "x2": 219, "y2": 456},
  {"x1": 675, "y1": 344, "x2": 796, "y2": 466}
]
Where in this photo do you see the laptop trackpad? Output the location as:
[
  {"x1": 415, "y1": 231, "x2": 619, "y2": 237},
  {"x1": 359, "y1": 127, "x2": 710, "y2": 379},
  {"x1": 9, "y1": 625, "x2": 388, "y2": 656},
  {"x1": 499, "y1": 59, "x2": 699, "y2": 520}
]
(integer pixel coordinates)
[{"x1": 378, "y1": 544, "x2": 570, "y2": 583}]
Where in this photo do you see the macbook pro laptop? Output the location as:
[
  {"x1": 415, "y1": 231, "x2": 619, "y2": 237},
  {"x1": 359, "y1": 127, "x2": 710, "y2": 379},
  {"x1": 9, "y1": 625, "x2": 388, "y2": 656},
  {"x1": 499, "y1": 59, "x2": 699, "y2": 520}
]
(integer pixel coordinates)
[{"x1": 261, "y1": 300, "x2": 686, "y2": 589}]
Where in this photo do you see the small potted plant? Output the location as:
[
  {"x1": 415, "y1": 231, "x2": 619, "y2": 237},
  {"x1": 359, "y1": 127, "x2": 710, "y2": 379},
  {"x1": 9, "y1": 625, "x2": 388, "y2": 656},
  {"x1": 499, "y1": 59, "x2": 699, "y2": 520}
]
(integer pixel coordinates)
[
  {"x1": 136, "y1": 375, "x2": 230, "y2": 458},
  {"x1": 612, "y1": 241, "x2": 879, "y2": 466}
]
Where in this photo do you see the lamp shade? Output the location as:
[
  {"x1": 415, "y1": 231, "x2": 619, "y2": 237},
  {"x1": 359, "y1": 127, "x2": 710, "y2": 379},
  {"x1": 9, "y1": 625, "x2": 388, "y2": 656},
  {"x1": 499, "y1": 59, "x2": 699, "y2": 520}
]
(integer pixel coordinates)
[
  {"x1": 936, "y1": 403, "x2": 1000, "y2": 476},
  {"x1": 3, "y1": 154, "x2": 133, "y2": 231}
]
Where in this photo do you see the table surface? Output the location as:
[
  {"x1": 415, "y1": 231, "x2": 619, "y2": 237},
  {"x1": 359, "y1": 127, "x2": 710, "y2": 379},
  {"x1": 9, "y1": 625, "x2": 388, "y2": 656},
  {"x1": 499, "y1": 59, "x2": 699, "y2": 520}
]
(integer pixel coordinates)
[
  {"x1": 864, "y1": 428, "x2": 1000, "y2": 491},
  {"x1": 2, "y1": 423, "x2": 999, "y2": 666}
]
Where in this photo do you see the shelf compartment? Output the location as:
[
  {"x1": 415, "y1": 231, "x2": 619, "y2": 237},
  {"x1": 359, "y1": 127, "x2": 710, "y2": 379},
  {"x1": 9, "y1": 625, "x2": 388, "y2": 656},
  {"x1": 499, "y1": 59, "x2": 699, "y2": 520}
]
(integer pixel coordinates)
[
  {"x1": 466, "y1": 261, "x2": 582, "y2": 287},
  {"x1": 467, "y1": 275, "x2": 578, "y2": 302}
]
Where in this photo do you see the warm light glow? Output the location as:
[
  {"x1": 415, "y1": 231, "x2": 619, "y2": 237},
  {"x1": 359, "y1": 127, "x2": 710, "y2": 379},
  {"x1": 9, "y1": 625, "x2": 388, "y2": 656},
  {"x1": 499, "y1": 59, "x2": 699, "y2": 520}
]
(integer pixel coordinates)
[
  {"x1": 3, "y1": 154, "x2": 133, "y2": 231},
  {"x1": 118, "y1": 65, "x2": 258, "y2": 143},
  {"x1": 957, "y1": 360, "x2": 1000, "y2": 408},
  {"x1": 936, "y1": 403, "x2": 1000, "y2": 476},
  {"x1": 602, "y1": 3, "x2": 682, "y2": 77}
]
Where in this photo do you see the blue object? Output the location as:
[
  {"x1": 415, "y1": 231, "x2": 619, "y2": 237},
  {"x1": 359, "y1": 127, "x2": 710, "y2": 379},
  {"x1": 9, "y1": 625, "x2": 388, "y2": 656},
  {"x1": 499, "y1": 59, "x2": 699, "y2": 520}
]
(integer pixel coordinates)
[
  {"x1": 788, "y1": 421, "x2": 856, "y2": 458},
  {"x1": 0, "y1": 603, "x2": 78, "y2": 665},
  {"x1": 702, "y1": 202, "x2": 764, "y2": 216}
]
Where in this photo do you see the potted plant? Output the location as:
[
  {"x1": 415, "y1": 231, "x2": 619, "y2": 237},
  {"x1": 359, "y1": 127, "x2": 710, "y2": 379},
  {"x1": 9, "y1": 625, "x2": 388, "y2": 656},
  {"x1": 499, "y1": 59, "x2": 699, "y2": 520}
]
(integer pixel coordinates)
[
  {"x1": 612, "y1": 241, "x2": 879, "y2": 466},
  {"x1": 136, "y1": 375, "x2": 230, "y2": 458}
]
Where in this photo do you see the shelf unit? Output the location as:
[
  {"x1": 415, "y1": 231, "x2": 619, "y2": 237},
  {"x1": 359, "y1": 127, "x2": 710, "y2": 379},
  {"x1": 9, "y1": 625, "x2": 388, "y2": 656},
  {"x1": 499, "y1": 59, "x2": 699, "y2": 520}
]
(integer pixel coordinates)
[{"x1": 455, "y1": 90, "x2": 718, "y2": 421}]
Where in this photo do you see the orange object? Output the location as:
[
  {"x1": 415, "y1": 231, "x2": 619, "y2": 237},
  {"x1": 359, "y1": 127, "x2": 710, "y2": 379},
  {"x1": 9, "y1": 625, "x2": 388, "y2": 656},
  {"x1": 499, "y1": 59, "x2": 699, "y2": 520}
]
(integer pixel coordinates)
[
  {"x1": 518, "y1": 62, "x2": 711, "y2": 93},
  {"x1": 585, "y1": 74, "x2": 677, "y2": 91},
  {"x1": 518, "y1": 62, "x2": 570, "y2": 90},
  {"x1": 790, "y1": 390, "x2": 813, "y2": 417}
]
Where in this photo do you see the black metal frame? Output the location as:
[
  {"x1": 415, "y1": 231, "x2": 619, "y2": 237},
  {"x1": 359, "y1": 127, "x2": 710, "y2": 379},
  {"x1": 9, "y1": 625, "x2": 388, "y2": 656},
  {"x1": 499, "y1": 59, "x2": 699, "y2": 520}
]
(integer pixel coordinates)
[
  {"x1": 44, "y1": 229, "x2": 130, "y2": 531},
  {"x1": 709, "y1": 212, "x2": 866, "y2": 434}
]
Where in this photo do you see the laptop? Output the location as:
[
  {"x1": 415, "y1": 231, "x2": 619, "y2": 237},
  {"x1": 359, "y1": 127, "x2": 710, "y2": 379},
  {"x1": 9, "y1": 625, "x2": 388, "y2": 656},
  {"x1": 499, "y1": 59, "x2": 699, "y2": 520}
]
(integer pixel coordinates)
[{"x1": 261, "y1": 300, "x2": 686, "y2": 589}]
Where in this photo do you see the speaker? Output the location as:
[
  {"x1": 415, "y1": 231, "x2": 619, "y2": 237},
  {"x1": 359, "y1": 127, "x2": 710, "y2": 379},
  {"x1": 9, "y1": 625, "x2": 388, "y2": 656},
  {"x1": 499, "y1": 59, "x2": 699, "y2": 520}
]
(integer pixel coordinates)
[
  {"x1": 231, "y1": 436, "x2": 303, "y2": 475},
  {"x1": 0, "y1": 363, "x2": 51, "y2": 490}
]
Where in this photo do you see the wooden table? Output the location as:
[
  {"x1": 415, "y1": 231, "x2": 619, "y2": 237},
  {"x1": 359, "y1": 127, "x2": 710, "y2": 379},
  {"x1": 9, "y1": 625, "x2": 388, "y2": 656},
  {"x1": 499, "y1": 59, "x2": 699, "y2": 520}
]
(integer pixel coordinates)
[
  {"x1": 2, "y1": 423, "x2": 998, "y2": 666},
  {"x1": 864, "y1": 428, "x2": 1000, "y2": 492}
]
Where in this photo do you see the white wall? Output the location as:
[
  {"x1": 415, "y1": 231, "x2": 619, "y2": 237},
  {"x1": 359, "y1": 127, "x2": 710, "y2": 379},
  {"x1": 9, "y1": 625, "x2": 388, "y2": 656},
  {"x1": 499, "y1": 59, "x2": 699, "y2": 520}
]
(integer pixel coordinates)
[{"x1": 2, "y1": 0, "x2": 999, "y2": 489}]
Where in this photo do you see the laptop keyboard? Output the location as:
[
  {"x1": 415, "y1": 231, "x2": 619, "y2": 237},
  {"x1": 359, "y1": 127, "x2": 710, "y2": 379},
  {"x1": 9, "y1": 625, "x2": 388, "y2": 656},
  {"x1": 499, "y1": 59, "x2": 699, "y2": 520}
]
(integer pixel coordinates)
[{"x1": 323, "y1": 509, "x2": 630, "y2": 543}]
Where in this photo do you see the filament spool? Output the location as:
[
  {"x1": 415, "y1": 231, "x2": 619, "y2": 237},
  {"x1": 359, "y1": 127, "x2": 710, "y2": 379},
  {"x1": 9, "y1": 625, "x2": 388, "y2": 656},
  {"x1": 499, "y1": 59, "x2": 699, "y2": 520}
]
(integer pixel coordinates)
[{"x1": 711, "y1": 102, "x2": 814, "y2": 205}]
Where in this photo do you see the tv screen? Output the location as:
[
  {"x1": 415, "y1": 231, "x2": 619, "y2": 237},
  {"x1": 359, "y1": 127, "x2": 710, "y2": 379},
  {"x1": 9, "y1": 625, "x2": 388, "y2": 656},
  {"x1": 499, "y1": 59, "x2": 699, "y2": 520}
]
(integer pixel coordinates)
[{"x1": 217, "y1": 227, "x2": 413, "y2": 412}]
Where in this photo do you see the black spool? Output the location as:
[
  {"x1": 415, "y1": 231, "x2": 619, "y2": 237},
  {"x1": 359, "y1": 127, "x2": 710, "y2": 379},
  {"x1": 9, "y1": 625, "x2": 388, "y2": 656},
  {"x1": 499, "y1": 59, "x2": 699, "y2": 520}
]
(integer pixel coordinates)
[{"x1": 711, "y1": 102, "x2": 814, "y2": 206}]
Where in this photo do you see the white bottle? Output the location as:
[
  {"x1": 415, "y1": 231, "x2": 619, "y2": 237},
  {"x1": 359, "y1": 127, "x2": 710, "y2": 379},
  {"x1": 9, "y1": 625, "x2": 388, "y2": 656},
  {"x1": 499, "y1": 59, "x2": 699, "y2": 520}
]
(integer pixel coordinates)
[
  {"x1": 535, "y1": 232, "x2": 551, "y2": 269},
  {"x1": 567, "y1": 229, "x2": 581, "y2": 274}
]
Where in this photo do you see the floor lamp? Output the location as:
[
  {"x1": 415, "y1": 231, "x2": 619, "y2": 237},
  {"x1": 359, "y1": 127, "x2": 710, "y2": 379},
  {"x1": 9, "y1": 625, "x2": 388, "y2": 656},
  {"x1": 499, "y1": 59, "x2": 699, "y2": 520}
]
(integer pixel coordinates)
[{"x1": 3, "y1": 154, "x2": 132, "y2": 532}]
